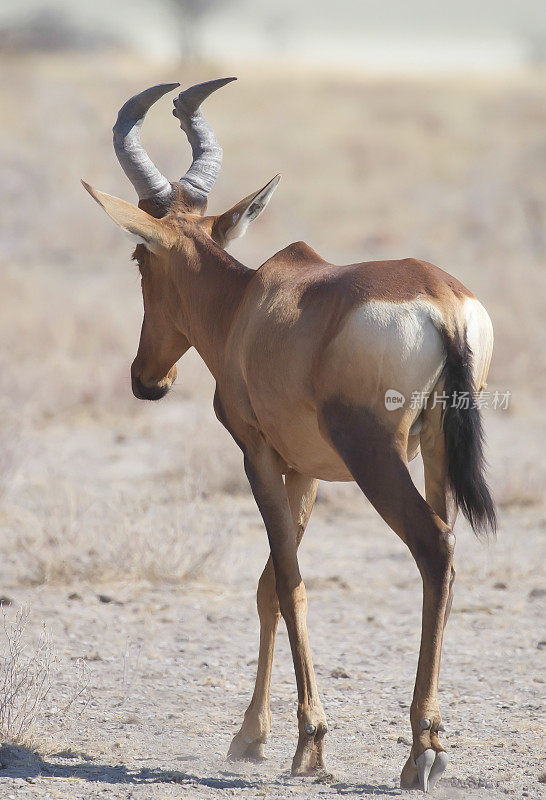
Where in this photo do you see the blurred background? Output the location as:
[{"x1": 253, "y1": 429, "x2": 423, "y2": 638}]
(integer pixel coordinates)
[
  {"x1": 0, "y1": 0, "x2": 545, "y2": 792},
  {"x1": 1, "y1": 0, "x2": 545, "y2": 581},
  {"x1": 0, "y1": 0, "x2": 544, "y2": 586}
]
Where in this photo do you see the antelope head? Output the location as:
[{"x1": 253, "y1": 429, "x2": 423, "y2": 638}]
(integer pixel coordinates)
[{"x1": 83, "y1": 79, "x2": 280, "y2": 400}]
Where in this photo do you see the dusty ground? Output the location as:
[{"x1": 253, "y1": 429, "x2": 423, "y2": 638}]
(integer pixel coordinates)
[{"x1": 0, "y1": 54, "x2": 545, "y2": 798}]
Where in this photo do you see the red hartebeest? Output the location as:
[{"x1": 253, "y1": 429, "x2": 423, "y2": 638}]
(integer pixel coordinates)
[{"x1": 83, "y1": 79, "x2": 496, "y2": 793}]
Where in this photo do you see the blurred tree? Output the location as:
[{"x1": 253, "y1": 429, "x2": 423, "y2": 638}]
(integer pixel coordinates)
[
  {"x1": 0, "y1": 10, "x2": 116, "y2": 54},
  {"x1": 264, "y1": 11, "x2": 291, "y2": 54},
  {"x1": 169, "y1": 0, "x2": 234, "y2": 59}
]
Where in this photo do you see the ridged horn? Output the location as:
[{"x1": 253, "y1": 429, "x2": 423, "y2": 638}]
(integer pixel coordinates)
[
  {"x1": 113, "y1": 82, "x2": 180, "y2": 206},
  {"x1": 173, "y1": 77, "x2": 236, "y2": 200}
]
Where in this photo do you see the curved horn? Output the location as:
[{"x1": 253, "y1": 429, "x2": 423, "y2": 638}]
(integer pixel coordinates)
[
  {"x1": 113, "y1": 82, "x2": 180, "y2": 205},
  {"x1": 173, "y1": 77, "x2": 236, "y2": 201}
]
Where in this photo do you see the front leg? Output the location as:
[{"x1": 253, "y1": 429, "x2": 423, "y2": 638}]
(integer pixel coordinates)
[
  {"x1": 227, "y1": 554, "x2": 278, "y2": 762},
  {"x1": 228, "y1": 471, "x2": 318, "y2": 762},
  {"x1": 244, "y1": 446, "x2": 327, "y2": 775}
]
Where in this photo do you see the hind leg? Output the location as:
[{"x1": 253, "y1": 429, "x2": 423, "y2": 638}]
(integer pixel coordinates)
[
  {"x1": 420, "y1": 400, "x2": 457, "y2": 528},
  {"x1": 322, "y1": 401, "x2": 454, "y2": 792},
  {"x1": 228, "y1": 471, "x2": 318, "y2": 762},
  {"x1": 420, "y1": 403, "x2": 457, "y2": 627}
]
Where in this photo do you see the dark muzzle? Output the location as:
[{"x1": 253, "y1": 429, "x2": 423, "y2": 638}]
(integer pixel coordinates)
[{"x1": 131, "y1": 375, "x2": 170, "y2": 401}]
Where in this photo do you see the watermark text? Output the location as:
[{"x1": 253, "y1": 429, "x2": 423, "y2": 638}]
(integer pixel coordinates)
[{"x1": 385, "y1": 389, "x2": 511, "y2": 411}]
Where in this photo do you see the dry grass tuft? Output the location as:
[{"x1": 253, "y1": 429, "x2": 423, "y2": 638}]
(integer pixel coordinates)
[
  {"x1": 0, "y1": 608, "x2": 53, "y2": 748},
  {"x1": 5, "y1": 474, "x2": 238, "y2": 587},
  {"x1": 0, "y1": 608, "x2": 90, "y2": 752}
]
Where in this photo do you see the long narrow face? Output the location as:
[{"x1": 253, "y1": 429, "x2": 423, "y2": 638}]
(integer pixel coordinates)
[
  {"x1": 82, "y1": 79, "x2": 280, "y2": 401},
  {"x1": 130, "y1": 245, "x2": 190, "y2": 401}
]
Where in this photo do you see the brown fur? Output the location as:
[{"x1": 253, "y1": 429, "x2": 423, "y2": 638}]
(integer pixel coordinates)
[{"x1": 84, "y1": 133, "x2": 494, "y2": 788}]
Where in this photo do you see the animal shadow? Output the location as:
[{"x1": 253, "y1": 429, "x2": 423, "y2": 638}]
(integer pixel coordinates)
[{"x1": 0, "y1": 744, "x2": 402, "y2": 795}]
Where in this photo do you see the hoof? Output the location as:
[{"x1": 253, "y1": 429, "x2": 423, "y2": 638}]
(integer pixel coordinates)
[
  {"x1": 291, "y1": 760, "x2": 324, "y2": 776},
  {"x1": 401, "y1": 748, "x2": 447, "y2": 792},
  {"x1": 427, "y1": 751, "x2": 448, "y2": 791},
  {"x1": 227, "y1": 731, "x2": 266, "y2": 763},
  {"x1": 415, "y1": 749, "x2": 448, "y2": 793},
  {"x1": 291, "y1": 722, "x2": 327, "y2": 776}
]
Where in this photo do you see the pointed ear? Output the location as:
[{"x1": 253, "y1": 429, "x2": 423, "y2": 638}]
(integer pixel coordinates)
[
  {"x1": 212, "y1": 175, "x2": 280, "y2": 247},
  {"x1": 81, "y1": 180, "x2": 170, "y2": 254}
]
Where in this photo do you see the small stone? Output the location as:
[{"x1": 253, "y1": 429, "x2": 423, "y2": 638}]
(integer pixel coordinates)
[
  {"x1": 397, "y1": 736, "x2": 411, "y2": 746},
  {"x1": 0, "y1": 596, "x2": 13, "y2": 606},
  {"x1": 83, "y1": 651, "x2": 103, "y2": 662},
  {"x1": 98, "y1": 594, "x2": 123, "y2": 605},
  {"x1": 330, "y1": 668, "x2": 351, "y2": 679},
  {"x1": 528, "y1": 588, "x2": 546, "y2": 600},
  {"x1": 493, "y1": 582, "x2": 507, "y2": 590},
  {"x1": 537, "y1": 641, "x2": 546, "y2": 650},
  {"x1": 313, "y1": 771, "x2": 335, "y2": 784}
]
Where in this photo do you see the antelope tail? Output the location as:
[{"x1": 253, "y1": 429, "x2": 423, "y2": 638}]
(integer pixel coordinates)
[{"x1": 440, "y1": 328, "x2": 497, "y2": 538}]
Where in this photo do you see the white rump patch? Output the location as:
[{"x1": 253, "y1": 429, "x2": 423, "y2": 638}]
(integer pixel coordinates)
[{"x1": 329, "y1": 298, "x2": 446, "y2": 416}]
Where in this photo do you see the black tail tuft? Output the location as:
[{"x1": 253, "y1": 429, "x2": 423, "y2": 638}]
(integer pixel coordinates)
[{"x1": 441, "y1": 329, "x2": 497, "y2": 538}]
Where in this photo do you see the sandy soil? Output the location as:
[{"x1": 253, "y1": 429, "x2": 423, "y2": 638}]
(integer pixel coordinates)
[
  {"x1": 0, "y1": 55, "x2": 545, "y2": 798},
  {"x1": 1, "y1": 474, "x2": 545, "y2": 799},
  {"x1": 1, "y1": 366, "x2": 544, "y2": 799}
]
